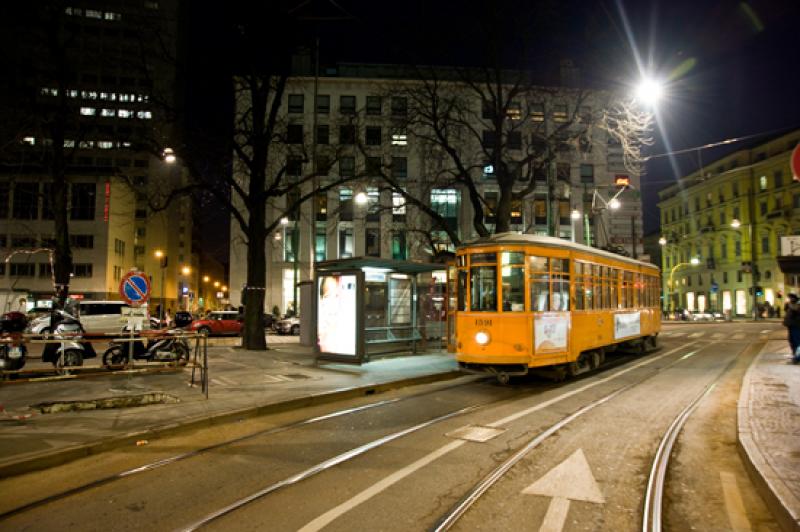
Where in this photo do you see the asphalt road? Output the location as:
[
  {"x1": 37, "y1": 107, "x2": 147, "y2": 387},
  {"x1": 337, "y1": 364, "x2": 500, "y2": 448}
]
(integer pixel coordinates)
[{"x1": 0, "y1": 322, "x2": 782, "y2": 531}]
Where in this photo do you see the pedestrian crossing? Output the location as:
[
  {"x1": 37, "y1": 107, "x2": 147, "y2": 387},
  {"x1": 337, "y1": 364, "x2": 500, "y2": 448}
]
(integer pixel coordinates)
[{"x1": 660, "y1": 329, "x2": 767, "y2": 341}]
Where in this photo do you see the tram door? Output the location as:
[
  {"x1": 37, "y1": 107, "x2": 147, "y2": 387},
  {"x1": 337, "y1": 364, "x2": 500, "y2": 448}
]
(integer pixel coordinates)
[{"x1": 446, "y1": 262, "x2": 457, "y2": 352}]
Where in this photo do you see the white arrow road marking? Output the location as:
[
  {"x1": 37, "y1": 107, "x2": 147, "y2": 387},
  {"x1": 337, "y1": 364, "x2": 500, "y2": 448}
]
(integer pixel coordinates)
[
  {"x1": 522, "y1": 449, "x2": 604, "y2": 532},
  {"x1": 720, "y1": 471, "x2": 752, "y2": 531}
]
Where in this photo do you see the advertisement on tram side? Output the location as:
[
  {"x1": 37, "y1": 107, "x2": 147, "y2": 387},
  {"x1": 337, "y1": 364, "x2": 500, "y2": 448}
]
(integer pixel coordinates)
[
  {"x1": 614, "y1": 312, "x2": 641, "y2": 339},
  {"x1": 534, "y1": 312, "x2": 570, "y2": 354}
]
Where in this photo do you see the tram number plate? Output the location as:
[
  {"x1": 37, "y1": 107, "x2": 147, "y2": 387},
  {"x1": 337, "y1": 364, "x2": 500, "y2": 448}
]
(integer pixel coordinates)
[{"x1": 474, "y1": 319, "x2": 492, "y2": 327}]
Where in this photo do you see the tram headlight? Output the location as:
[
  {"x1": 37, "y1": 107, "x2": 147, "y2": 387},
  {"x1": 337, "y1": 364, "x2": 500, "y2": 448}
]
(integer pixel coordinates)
[{"x1": 475, "y1": 330, "x2": 491, "y2": 346}]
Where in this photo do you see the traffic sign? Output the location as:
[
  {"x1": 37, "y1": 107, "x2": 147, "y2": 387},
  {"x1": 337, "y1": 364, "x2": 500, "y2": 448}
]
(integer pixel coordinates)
[
  {"x1": 792, "y1": 142, "x2": 800, "y2": 182},
  {"x1": 119, "y1": 271, "x2": 151, "y2": 306},
  {"x1": 710, "y1": 281, "x2": 719, "y2": 293}
]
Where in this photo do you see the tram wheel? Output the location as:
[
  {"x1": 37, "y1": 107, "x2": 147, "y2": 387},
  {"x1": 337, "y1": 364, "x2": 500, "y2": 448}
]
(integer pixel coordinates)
[{"x1": 496, "y1": 372, "x2": 510, "y2": 385}]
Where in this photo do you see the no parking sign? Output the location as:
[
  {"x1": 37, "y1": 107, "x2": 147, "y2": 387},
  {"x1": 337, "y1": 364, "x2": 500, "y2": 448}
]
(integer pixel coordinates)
[{"x1": 119, "y1": 271, "x2": 151, "y2": 306}]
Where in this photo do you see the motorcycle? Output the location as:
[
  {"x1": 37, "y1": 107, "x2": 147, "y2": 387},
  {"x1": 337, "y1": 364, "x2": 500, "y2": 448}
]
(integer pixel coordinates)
[
  {"x1": 0, "y1": 312, "x2": 29, "y2": 372},
  {"x1": 41, "y1": 316, "x2": 98, "y2": 373},
  {"x1": 102, "y1": 329, "x2": 191, "y2": 368}
]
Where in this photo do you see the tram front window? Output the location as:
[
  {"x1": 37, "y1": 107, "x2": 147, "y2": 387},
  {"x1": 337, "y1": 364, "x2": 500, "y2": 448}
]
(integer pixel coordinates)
[
  {"x1": 501, "y1": 252, "x2": 525, "y2": 311},
  {"x1": 470, "y1": 266, "x2": 497, "y2": 311}
]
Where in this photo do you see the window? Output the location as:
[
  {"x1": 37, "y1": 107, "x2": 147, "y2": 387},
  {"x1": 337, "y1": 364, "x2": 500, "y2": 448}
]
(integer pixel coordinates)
[
  {"x1": 759, "y1": 201, "x2": 767, "y2": 216},
  {"x1": 392, "y1": 157, "x2": 408, "y2": 179},
  {"x1": 484, "y1": 191, "x2": 497, "y2": 224},
  {"x1": 431, "y1": 189, "x2": 459, "y2": 231},
  {"x1": 391, "y1": 232, "x2": 406, "y2": 260},
  {"x1": 287, "y1": 124, "x2": 303, "y2": 144},
  {"x1": 732, "y1": 182, "x2": 739, "y2": 197},
  {"x1": 0, "y1": 182, "x2": 8, "y2": 218},
  {"x1": 339, "y1": 156, "x2": 355, "y2": 177},
  {"x1": 502, "y1": 252, "x2": 525, "y2": 311},
  {"x1": 10, "y1": 263, "x2": 35, "y2": 277},
  {"x1": 366, "y1": 157, "x2": 382, "y2": 176},
  {"x1": 315, "y1": 224, "x2": 326, "y2": 261},
  {"x1": 316, "y1": 125, "x2": 329, "y2": 145},
  {"x1": 482, "y1": 130, "x2": 496, "y2": 148},
  {"x1": 391, "y1": 128, "x2": 407, "y2": 146},
  {"x1": 759, "y1": 175, "x2": 767, "y2": 191},
  {"x1": 339, "y1": 125, "x2": 356, "y2": 144},
  {"x1": 39, "y1": 263, "x2": 52, "y2": 277},
  {"x1": 13, "y1": 183, "x2": 39, "y2": 219},
  {"x1": 391, "y1": 97, "x2": 407, "y2": 116},
  {"x1": 580, "y1": 164, "x2": 594, "y2": 184},
  {"x1": 774, "y1": 170, "x2": 783, "y2": 188},
  {"x1": 315, "y1": 192, "x2": 327, "y2": 221},
  {"x1": 283, "y1": 225, "x2": 299, "y2": 262},
  {"x1": 366, "y1": 96, "x2": 382, "y2": 115},
  {"x1": 719, "y1": 210, "x2": 726, "y2": 225},
  {"x1": 338, "y1": 226, "x2": 353, "y2": 258},
  {"x1": 530, "y1": 103, "x2": 545, "y2": 122},
  {"x1": 723, "y1": 271, "x2": 728, "y2": 284},
  {"x1": 287, "y1": 156, "x2": 303, "y2": 176},
  {"x1": 316, "y1": 94, "x2": 330, "y2": 114},
  {"x1": 366, "y1": 228, "x2": 380, "y2": 257},
  {"x1": 735, "y1": 239, "x2": 741, "y2": 257},
  {"x1": 720, "y1": 240, "x2": 727, "y2": 259},
  {"x1": 70, "y1": 234, "x2": 94, "y2": 248},
  {"x1": 392, "y1": 191, "x2": 406, "y2": 221},
  {"x1": 288, "y1": 94, "x2": 304, "y2": 113},
  {"x1": 73, "y1": 264, "x2": 93, "y2": 277},
  {"x1": 339, "y1": 188, "x2": 353, "y2": 221},
  {"x1": 506, "y1": 102, "x2": 522, "y2": 120},
  {"x1": 556, "y1": 163, "x2": 570, "y2": 181},
  {"x1": 114, "y1": 238, "x2": 126, "y2": 256},
  {"x1": 340, "y1": 95, "x2": 356, "y2": 114},
  {"x1": 553, "y1": 104, "x2": 568, "y2": 122},
  {"x1": 11, "y1": 235, "x2": 36, "y2": 248},
  {"x1": 470, "y1": 253, "x2": 497, "y2": 312},
  {"x1": 507, "y1": 131, "x2": 522, "y2": 150},
  {"x1": 762, "y1": 236, "x2": 770, "y2": 254},
  {"x1": 70, "y1": 183, "x2": 96, "y2": 220},
  {"x1": 365, "y1": 126, "x2": 381, "y2": 146},
  {"x1": 316, "y1": 155, "x2": 331, "y2": 175},
  {"x1": 80, "y1": 107, "x2": 96, "y2": 116}
]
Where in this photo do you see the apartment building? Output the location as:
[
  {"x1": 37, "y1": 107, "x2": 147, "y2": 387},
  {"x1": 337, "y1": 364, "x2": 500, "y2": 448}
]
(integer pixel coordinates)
[
  {"x1": 657, "y1": 129, "x2": 800, "y2": 317},
  {"x1": 229, "y1": 63, "x2": 644, "y2": 315}
]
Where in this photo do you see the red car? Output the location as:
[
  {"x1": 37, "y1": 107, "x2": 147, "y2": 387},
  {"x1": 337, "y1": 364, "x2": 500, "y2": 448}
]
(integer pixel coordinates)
[{"x1": 190, "y1": 311, "x2": 243, "y2": 336}]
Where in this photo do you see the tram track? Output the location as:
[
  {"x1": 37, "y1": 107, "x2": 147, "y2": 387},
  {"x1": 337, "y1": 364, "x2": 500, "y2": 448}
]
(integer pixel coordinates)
[{"x1": 2, "y1": 337, "x2": 727, "y2": 531}]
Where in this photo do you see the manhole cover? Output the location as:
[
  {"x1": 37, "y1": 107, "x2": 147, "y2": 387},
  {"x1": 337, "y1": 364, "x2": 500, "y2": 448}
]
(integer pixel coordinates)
[{"x1": 446, "y1": 425, "x2": 506, "y2": 443}]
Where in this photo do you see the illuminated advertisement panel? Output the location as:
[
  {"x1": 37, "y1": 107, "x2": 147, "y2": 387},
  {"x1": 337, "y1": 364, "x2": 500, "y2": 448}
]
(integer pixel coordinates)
[{"x1": 317, "y1": 274, "x2": 358, "y2": 356}]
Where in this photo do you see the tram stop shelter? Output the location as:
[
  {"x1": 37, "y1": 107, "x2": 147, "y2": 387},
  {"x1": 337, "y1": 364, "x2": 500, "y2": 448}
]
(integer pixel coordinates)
[{"x1": 311, "y1": 257, "x2": 447, "y2": 364}]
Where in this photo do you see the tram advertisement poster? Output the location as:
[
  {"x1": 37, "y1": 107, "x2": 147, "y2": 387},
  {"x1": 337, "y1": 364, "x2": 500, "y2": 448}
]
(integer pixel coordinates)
[
  {"x1": 318, "y1": 274, "x2": 358, "y2": 356},
  {"x1": 614, "y1": 312, "x2": 641, "y2": 339},
  {"x1": 534, "y1": 312, "x2": 569, "y2": 354}
]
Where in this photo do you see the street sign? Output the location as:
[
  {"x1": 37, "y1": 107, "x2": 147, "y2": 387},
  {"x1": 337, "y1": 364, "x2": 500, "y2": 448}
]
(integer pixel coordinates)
[
  {"x1": 792, "y1": 142, "x2": 800, "y2": 182},
  {"x1": 119, "y1": 271, "x2": 151, "y2": 306},
  {"x1": 711, "y1": 281, "x2": 719, "y2": 293}
]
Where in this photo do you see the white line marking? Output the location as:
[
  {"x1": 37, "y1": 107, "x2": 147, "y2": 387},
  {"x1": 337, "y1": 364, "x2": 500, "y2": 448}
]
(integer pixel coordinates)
[
  {"x1": 760, "y1": 330, "x2": 771, "y2": 335},
  {"x1": 539, "y1": 497, "x2": 570, "y2": 532},
  {"x1": 688, "y1": 332, "x2": 704, "y2": 338},
  {"x1": 711, "y1": 333, "x2": 724, "y2": 340},
  {"x1": 297, "y1": 342, "x2": 701, "y2": 531},
  {"x1": 720, "y1": 471, "x2": 752, "y2": 532}
]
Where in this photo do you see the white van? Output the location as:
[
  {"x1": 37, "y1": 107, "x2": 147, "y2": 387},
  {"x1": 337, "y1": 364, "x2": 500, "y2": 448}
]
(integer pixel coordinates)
[{"x1": 28, "y1": 300, "x2": 149, "y2": 334}]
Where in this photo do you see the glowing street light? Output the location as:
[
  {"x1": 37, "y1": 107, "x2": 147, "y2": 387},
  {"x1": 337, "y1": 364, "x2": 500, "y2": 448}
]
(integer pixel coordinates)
[
  {"x1": 634, "y1": 77, "x2": 664, "y2": 107},
  {"x1": 181, "y1": 266, "x2": 191, "y2": 276},
  {"x1": 608, "y1": 198, "x2": 621, "y2": 210},
  {"x1": 354, "y1": 191, "x2": 368, "y2": 205},
  {"x1": 162, "y1": 147, "x2": 176, "y2": 164},
  {"x1": 730, "y1": 219, "x2": 742, "y2": 229},
  {"x1": 658, "y1": 236, "x2": 667, "y2": 246}
]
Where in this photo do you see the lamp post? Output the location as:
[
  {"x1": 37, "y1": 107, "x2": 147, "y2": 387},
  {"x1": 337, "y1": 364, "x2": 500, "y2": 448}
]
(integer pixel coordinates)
[
  {"x1": 731, "y1": 218, "x2": 759, "y2": 319},
  {"x1": 181, "y1": 265, "x2": 191, "y2": 311},
  {"x1": 666, "y1": 257, "x2": 700, "y2": 317},
  {"x1": 154, "y1": 250, "x2": 167, "y2": 324},
  {"x1": 570, "y1": 209, "x2": 581, "y2": 243}
]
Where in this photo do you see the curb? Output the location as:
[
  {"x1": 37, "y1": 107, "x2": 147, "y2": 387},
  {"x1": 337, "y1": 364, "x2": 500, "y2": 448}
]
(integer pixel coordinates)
[
  {"x1": 0, "y1": 370, "x2": 465, "y2": 479},
  {"x1": 737, "y1": 347, "x2": 800, "y2": 532}
]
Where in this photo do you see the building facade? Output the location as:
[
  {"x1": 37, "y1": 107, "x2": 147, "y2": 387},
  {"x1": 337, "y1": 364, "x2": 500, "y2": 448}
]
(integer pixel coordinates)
[
  {"x1": 657, "y1": 129, "x2": 800, "y2": 317},
  {"x1": 0, "y1": 1, "x2": 194, "y2": 313},
  {"x1": 229, "y1": 64, "x2": 645, "y2": 315}
]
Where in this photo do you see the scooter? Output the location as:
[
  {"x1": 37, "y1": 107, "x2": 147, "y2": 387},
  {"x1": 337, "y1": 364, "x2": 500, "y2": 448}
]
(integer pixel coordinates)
[
  {"x1": 102, "y1": 329, "x2": 190, "y2": 368},
  {"x1": 0, "y1": 312, "x2": 28, "y2": 372},
  {"x1": 41, "y1": 316, "x2": 98, "y2": 373}
]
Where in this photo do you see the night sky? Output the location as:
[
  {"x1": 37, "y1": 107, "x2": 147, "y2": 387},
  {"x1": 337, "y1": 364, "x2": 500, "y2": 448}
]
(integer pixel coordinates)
[{"x1": 187, "y1": 0, "x2": 800, "y2": 262}]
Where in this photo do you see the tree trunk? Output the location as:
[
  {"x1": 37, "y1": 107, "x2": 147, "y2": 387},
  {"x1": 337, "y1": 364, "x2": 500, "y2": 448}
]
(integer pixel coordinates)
[{"x1": 242, "y1": 219, "x2": 267, "y2": 350}]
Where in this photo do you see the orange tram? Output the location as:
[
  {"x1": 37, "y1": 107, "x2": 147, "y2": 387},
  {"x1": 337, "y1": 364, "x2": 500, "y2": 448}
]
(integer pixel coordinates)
[{"x1": 450, "y1": 233, "x2": 661, "y2": 382}]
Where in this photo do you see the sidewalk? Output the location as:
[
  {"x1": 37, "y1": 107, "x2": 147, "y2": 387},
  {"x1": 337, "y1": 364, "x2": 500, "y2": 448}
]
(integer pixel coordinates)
[
  {"x1": 738, "y1": 333, "x2": 800, "y2": 531},
  {"x1": 0, "y1": 338, "x2": 461, "y2": 477}
]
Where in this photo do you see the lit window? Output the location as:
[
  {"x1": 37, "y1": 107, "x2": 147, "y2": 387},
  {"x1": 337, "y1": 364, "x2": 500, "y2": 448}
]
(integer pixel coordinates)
[
  {"x1": 759, "y1": 175, "x2": 767, "y2": 191},
  {"x1": 553, "y1": 105, "x2": 568, "y2": 122},
  {"x1": 64, "y1": 140, "x2": 75, "y2": 148},
  {"x1": 530, "y1": 103, "x2": 545, "y2": 122},
  {"x1": 104, "y1": 12, "x2": 121, "y2": 21},
  {"x1": 81, "y1": 90, "x2": 97, "y2": 99},
  {"x1": 80, "y1": 107, "x2": 96, "y2": 116},
  {"x1": 97, "y1": 141, "x2": 113, "y2": 149},
  {"x1": 86, "y1": 9, "x2": 102, "y2": 18},
  {"x1": 121, "y1": 142, "x2": 131, "y2": 148},
  {"x1": 22, "y1": 137, "x2": 35, "y2": 145},
  {"x1": 101, "y1": 109, "x2": 115, "y2": 117},
  {"x1": 40, "y1": 87, "x2": 58, "y2": 96},
  {"x1": 119, "y1": 94, "x2": 132, "y2": 102},
  {"x1": 392, "y1": 192, "x2": 406, "y2": 216},
  {"x1": 78, "y1": 140, "x2": 94, "y2": 148},
  {"x1": 391, "y1": 128, "x2": 407, "y2": 146},
  {"x1": 68, "y1": 90, "x2": 78, "y2": 98},
  {"x1": 100, "y1": 92, "x2": 110, "y2": 100},
  {"x1": 136, "y1": 110, "x2": 152, "y2": 119},
  {"x1": 118, "y1": 110, "x2": 132, "y2": 118},
  {"x1": 506, "y1": 102, "x2": 522, "y2": 120}
]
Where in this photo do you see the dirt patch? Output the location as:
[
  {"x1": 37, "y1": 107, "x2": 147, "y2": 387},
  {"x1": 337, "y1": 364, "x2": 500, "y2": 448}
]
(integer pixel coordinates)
[{"x1": 31, "y1": 392, "x2": 180, "y2": 414}]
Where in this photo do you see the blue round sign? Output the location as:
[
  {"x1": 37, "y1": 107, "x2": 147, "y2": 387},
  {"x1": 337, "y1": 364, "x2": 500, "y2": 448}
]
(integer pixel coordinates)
[{"x1": 119, "y1": 272, "x2": 151, "y2": 305}]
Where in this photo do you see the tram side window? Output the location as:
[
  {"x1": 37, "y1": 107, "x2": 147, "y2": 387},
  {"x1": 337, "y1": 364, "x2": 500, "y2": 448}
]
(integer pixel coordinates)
[
  {"x1": 622, "y1": 271, "x2": 633, "y2": 308},
  {"x1": 457, "y1": 270, "x2": 467, "y2": 311},
  {"x1": 528, "y1": 256, "x2": 549, "y2": 311},
  {"x1": 574, "y1": 262, "x2": 584, "y2": 309},
  {"x1": 595, "y1": 265, "x2": 606, "y2": 310},
  {"x1": 501, "y1": 252, "x2": 525, "y2": 311},
  {"x1": 470, "y1": 266, "x2": 497, "y2": 311},
  {"x1": 609, "y1": 268, "x2": 619, "y2": 308},
  {"x1": 552, "y1": 258, "x2": 570, "y2": 311}
]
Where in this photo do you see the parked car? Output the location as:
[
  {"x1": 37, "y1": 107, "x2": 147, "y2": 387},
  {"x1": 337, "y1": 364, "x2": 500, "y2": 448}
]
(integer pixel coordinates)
[
  {"x1": 689, "y1": 310, "x2": 714, "y2": 321},
  {"x1": 27, "y1": 301, "x2": 149, "y2": 334},
  {"x1": 189, "y1": 311, "x2": 243, "y2": 336},
  {"x1": 274, "y1": 315, "x2": 300, "y2": 335},
  {"x1": 173, "y1": 311, "x2": 194, "y2": 328}
]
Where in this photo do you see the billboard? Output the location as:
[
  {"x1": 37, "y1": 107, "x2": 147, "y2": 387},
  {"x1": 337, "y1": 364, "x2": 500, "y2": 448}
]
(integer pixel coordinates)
[{"x1": 317, "y1": 274, "x2": 358, "y2": 356}]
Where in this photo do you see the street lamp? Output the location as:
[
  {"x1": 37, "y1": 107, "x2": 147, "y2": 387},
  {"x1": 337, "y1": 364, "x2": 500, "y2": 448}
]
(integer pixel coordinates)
[
  {"x1": 162, "y1": 147, "x2": 176, "y2": 164},
  {"x1": 154, "y1": 249, "x2": 167, "y2": 324},
  {"x1": 634, "y1": 77, "x2": 665, "y2": 107},
  {"x1": 667, "y1": 257, "x2": 700, "y2": 317},
  {"x1": 570, "y1": 209, "x2": 581, "y2": 243}
]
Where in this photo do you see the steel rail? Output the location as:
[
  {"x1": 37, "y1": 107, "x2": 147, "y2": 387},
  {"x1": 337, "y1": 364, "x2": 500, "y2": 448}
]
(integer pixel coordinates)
[{"x1": 431, "y1": 343, "x2": 714, "y2": 531}]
